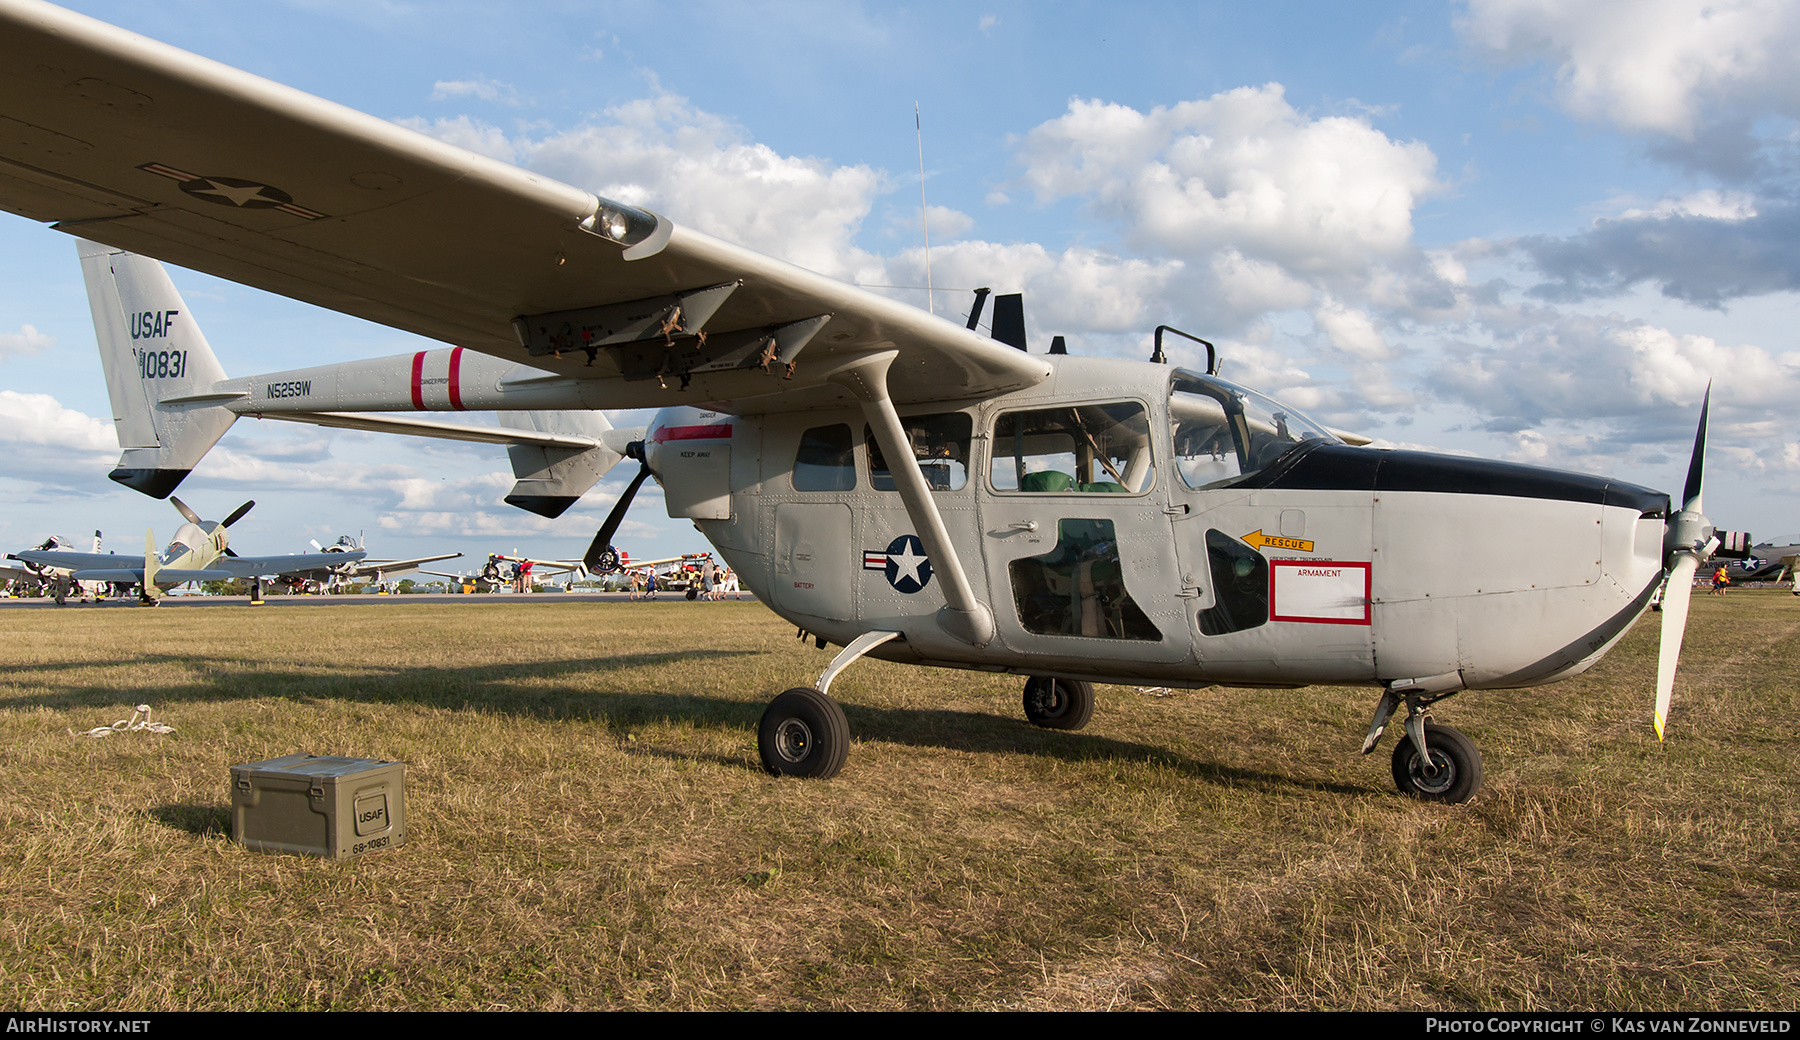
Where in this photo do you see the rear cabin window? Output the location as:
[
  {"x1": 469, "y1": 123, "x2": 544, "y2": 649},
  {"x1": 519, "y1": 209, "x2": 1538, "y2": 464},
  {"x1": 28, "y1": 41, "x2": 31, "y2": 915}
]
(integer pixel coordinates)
[
  {"x1": 792, "y1": 424, "x2": 856, "y2": 492},
  {"x1": 865, "y1": 412, "x2": 971, "y2": 491},
  {"x1": 989, "y1": 402, "x2": 1153, "y2": 493}
]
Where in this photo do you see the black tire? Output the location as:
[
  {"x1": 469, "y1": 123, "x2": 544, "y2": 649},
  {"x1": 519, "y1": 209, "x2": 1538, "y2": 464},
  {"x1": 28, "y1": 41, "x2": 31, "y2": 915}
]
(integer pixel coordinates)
[
  {"x1": 1022, "y1": 676, "x2": 1095, "y2": 731},
  {"x1": 759, "y1": 687, "x2": 850, "y2": 779},
  {"x1": 1391, "y1": 723, "x2": 1484, "y2": 804}
]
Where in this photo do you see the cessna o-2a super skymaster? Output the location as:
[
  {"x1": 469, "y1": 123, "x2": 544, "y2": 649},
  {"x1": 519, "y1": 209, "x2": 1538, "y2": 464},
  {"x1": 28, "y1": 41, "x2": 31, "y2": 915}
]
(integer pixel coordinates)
[{"x1": 0, "y1": 0, "x2": 1749, "y2": 803}]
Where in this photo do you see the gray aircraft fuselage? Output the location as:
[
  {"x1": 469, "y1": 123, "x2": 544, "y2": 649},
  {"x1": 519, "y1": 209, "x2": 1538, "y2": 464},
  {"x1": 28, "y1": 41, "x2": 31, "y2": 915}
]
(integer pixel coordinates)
[{"x1": 647, "y1": 355, "x2": 1669, "y2": 693}]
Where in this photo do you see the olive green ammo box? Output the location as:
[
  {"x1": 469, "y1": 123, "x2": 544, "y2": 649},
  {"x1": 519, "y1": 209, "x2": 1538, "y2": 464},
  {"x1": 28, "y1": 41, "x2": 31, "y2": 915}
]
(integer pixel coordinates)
[{"x1": 230, "y1": 753, "x2": 405, "y2": 858}]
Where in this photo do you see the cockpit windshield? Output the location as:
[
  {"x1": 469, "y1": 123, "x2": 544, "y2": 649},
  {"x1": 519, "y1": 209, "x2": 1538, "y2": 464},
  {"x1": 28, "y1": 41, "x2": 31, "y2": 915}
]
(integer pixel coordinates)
[
  {"x1": 160, "y1": 522, "x2": 207, "y2": 565},
  {"x1": 1169, "y1": 371, "x2": 1338, "y2": 489}
]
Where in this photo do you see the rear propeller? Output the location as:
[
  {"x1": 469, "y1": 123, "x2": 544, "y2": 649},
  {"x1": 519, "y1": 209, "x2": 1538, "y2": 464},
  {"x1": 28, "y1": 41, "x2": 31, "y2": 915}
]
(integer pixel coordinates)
[{"x1": 583, "y1": 442, "x2": 651, "y2": 574}]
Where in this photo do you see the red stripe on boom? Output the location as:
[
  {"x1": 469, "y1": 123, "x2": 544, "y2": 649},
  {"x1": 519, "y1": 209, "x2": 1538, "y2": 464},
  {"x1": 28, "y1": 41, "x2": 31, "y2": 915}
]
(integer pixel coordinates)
[
  {"x1": 652, "y1": 423, "x2": 733, "y2": 443},
  {"x1": 448, "y1": 347, "x2": 465, "y2": 411},
  {"x1": 410, "y1": 351, "x2": 425, "y2": 409}
]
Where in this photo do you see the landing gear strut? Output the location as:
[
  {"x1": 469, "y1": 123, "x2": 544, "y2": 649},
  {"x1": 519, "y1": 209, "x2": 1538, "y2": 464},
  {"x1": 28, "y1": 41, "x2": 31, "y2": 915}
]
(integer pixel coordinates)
[
  {"x1": 1362, "y1": 680, "x2": 1484, "y2": 804},
  {"x1": 756, "y1": 631, "x2": 898, "y2": 780}
]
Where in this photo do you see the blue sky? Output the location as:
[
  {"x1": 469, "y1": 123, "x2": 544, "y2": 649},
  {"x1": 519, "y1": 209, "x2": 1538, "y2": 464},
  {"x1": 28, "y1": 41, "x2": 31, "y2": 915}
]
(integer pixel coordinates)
[{"x1": 4, "y1": 0, "x2": 1800, "y2": 571}]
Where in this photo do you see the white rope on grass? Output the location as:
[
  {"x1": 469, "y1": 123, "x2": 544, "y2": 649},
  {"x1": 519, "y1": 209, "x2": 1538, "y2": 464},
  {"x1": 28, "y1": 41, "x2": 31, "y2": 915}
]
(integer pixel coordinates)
[{"x1": 74, "y1": 703, "x2": 175, "y2": 738}]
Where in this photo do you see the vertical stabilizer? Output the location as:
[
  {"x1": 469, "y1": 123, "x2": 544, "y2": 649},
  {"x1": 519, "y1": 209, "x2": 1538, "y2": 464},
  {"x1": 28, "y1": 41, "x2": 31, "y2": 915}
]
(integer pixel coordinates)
[
  {"x1": 79, "y1": 240, "x2": 236, "y2": 499},
  {"x1": 141, "y1": 529, "x2": 162, "y2": 601}
]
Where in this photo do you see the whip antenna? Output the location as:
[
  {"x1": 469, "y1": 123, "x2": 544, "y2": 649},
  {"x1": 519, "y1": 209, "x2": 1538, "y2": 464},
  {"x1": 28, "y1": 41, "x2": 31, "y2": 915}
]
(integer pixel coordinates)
[{"x1": 916, "y1": 102, "x2": 933, "y2": 315}]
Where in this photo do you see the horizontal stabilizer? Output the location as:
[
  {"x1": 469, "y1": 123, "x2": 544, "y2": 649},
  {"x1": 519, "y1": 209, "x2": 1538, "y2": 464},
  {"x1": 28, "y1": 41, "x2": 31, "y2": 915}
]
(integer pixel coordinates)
[{"x1": 501, "y1": 410, "x2": 630, "y2": 518}]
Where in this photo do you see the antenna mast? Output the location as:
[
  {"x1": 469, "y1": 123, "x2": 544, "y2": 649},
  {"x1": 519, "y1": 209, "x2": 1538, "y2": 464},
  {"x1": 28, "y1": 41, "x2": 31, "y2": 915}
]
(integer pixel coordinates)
[{"x1": 916, "y1": 102, "x2": 933, "y2": 315}]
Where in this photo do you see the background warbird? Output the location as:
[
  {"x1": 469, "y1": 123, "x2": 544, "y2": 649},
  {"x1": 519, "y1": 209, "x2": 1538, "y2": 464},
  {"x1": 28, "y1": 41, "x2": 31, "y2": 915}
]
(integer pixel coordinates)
[
  {"x1": 10, "y1": 496, "x2": 367, "y2": 604},
  {"x1": 0, "y1": 0, "x2": 1755, "y2": 802}
]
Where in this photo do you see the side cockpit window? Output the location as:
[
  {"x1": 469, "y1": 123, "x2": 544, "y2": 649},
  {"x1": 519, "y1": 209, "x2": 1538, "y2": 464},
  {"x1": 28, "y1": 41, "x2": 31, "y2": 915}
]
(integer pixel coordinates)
[
  {"x1": 866, "y1": 413, "x2": 971, "y2": 491},
  {"x1": 793, "y1": 424, "x2": 856, "y2": 492},
  {"x1": 990, "y1": 402, "x2": 1152, "y2": 493}
]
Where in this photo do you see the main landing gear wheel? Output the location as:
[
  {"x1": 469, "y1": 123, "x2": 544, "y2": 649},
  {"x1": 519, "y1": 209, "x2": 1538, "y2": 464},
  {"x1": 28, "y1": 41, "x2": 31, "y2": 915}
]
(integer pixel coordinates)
[
  {"x1": 758, "y1": 687, "x2": 850, "y2": 779},
  {"x1": 1391, "y1": 723, "x2": 1483, "y2": 804},
  {"x1": 1022, "y1": 677, "x2": 1095, "y2": 731}
]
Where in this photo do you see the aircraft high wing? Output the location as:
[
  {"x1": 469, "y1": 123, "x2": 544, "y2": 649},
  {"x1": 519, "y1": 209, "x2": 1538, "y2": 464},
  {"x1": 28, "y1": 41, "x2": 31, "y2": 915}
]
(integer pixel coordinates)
[
  {"x1": 11, "y1": 497, "x2": 365, "y2": 603},
  {"x1": 285, "y1": 535, "x2": 461, "y2": 591},
  {"x1": 0, "y1": 1, "x2": 1755, "y2": 802},
  {"x1": 0, "y1": 0, "x2": 1047, "y2": 442}
]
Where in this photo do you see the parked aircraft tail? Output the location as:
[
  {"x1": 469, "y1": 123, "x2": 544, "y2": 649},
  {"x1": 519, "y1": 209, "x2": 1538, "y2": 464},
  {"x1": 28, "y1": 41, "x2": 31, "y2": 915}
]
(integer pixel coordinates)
[{"x1": 80, "y1": 240, "x2": 235, "y2": 498}]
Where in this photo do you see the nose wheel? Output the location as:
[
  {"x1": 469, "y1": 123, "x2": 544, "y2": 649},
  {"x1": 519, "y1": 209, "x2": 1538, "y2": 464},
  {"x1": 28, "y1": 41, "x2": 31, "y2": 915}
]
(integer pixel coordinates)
[
  {"x1": 1391, "y1": 723, "x2": 1483, "y2": 804},
  {"x1": 1363, "y1": 685, "x2": 1484, "y2": 803}
]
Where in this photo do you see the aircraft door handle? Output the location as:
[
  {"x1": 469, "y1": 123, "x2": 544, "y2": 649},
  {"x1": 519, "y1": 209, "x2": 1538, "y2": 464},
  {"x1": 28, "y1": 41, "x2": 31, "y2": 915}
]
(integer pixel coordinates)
[{"x1": 1009, "y1": 521, "x2": 1039, "y2": 532}]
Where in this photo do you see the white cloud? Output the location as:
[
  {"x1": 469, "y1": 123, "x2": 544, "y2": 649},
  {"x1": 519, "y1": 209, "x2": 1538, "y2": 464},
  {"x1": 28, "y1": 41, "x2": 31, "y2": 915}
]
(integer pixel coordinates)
[
  {"x1": 396, "y1": 115, "x2": 518, "y2": 163},
  {"x1": 1459, "y1": 0, "x2": 1800, "y2": 138},
  {"x1": 0, "y1": 391, "x2": 114, "y2": 454},
  {"x1": 1430, "y1": 309, "x2": 1800, "y2": 432},
  {"x1": 406, "y1": 94, "x2": 887, "y2": 280},
  {"x1": 1312, "y1": 297, "x2": 1392, "y2": 360},
  {"x1": 1616, "y1": 189, "x2": 1759, "y2": 222},
  {"x1": 0, "y1": 324, "x2": 53, "y2": 360},
  {"x1": 430, "y1": 78, "x2": 519, "y2": 105},
  {"x1": 923, "y1": 204, "x2": 973, "y2": 241},
  {"x1": 889, "y1": 240, "x2": 1186, "y2": 336},
  {"x1": 1014, "y1": 85, "x2": 1443, "y2": 275}
]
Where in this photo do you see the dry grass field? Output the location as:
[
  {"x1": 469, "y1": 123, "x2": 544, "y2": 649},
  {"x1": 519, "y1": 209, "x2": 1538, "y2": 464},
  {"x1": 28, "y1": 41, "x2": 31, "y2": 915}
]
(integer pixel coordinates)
[{"x1": 0, "y1": 592, "x2": 1795, "y2": 1010}]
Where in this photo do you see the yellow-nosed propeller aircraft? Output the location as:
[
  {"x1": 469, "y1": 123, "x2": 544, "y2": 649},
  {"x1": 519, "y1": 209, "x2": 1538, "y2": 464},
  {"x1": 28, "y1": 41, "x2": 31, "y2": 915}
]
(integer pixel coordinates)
[{"x1": 11, "y1": 497, "x2": 365, "y2": 604}]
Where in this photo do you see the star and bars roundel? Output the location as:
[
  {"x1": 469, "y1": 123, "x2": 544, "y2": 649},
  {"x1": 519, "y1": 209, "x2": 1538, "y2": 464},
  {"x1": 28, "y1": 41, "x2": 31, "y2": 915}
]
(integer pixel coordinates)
[{"x1": 864, "y1": 535, "x2": 932, "y2": 593}]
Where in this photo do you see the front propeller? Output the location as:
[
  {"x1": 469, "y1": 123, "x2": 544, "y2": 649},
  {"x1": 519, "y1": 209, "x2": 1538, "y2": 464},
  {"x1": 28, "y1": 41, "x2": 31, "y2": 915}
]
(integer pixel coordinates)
[
  {"x1": 1653, "y1": 386, "x2": 1745, "y2": 741},
  {"x1": 583, "y1": 442, "x2": 651, "y2": 573},
  {"x1": 168, "y1": 496, "x2": 255, "y2": 555}
]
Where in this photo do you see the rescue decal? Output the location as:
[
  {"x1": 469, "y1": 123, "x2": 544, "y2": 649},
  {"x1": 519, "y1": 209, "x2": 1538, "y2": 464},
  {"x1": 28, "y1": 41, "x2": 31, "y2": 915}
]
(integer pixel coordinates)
[
  {"x1": 863, "y1": 534, "x2": 932, "y2": 593},
  {"x1": 1269, "y1": 560, "x2": 1371, "y2": 625},
  {"x1": 653, "y1": 423, "x2": 733, "y2": 443},
  {"x1": 137, "y1": 162, "x2": 329, "y2": 219},
  {"x1": 1241, "y1": 529, "x2": 1315, "y2": 553},
  {"x1": 409, "y1": 351, "x2": 426, "y2": 409}
]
